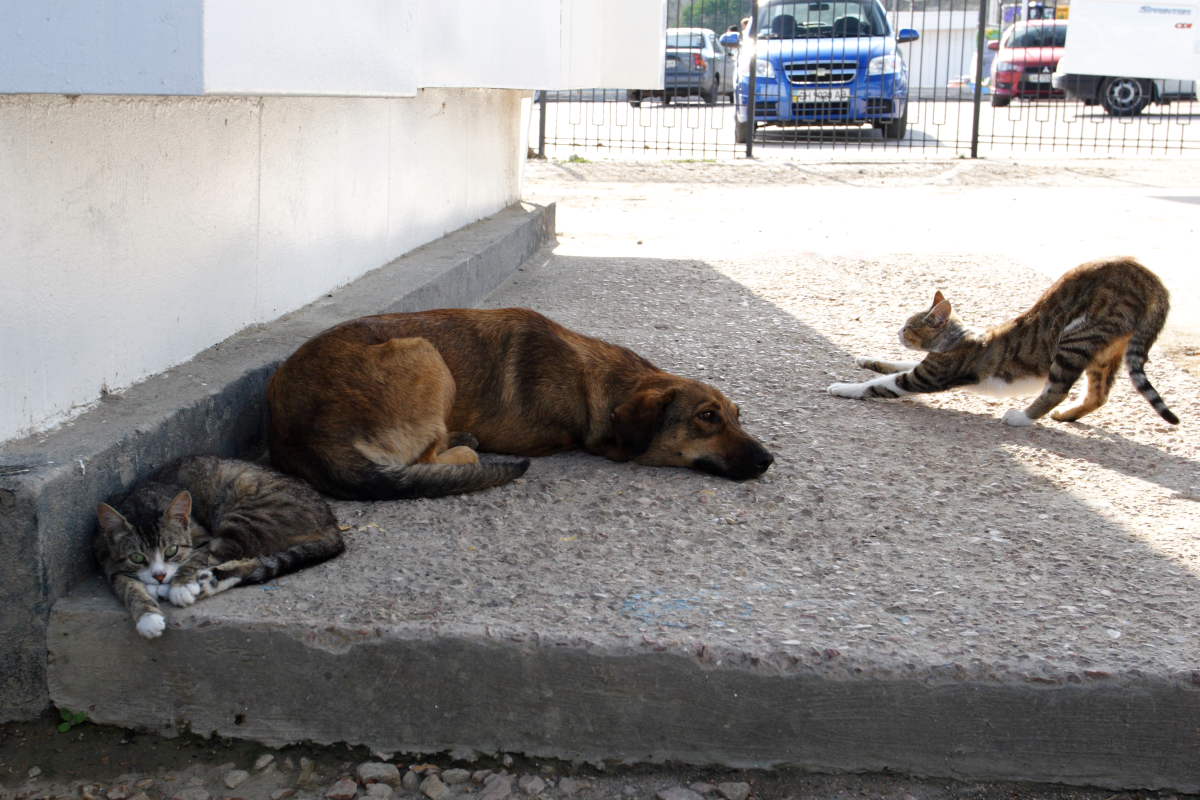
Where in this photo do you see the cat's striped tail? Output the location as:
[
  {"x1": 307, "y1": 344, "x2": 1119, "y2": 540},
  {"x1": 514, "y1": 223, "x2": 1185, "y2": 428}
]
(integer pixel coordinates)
[
  {"x1": 212, "y1": 534, "x2": 347, "y2": 587},
  {"x1": 1126, "y1": 300, "x2": 1180, "y2": 425}
]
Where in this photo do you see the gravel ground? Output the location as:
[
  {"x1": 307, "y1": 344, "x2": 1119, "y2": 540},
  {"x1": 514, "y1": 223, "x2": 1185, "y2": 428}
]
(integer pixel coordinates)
[
  {"x1": 8, "y1": 156, "x2": 1200, "y2": 800},
  {"x1": 2, "y1": 709, "x2": 1194, "y2": 800}
]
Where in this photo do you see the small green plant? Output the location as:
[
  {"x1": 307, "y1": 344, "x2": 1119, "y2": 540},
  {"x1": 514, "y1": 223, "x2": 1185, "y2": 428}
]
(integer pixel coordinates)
[
  {"x1": 566, "y1": 154, "x2": 590, "y2": 163},
  {"x1": 56, "y1": 707, "x2": 88, "y2": 733}
]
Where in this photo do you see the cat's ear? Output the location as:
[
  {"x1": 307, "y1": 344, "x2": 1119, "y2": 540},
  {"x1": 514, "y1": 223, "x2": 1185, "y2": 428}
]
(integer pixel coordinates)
[
  {"x1": 931, "y1": 290, "x2": 946, "y2": 307},
  {"x1": 926, "y1": 298, "x2": 953, "y2": 327},
  {"x1": 166, "y1": 490, "x2": 192, "y2": 528},
  {"x1": 96, "y1": 503, "x2": 129, "y2": 535}
]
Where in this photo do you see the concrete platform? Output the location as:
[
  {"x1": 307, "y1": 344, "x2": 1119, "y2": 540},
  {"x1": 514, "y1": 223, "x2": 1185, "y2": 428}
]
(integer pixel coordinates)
[{"x1": 44, "y1": 161, "x2": 1200, "y2": 793}]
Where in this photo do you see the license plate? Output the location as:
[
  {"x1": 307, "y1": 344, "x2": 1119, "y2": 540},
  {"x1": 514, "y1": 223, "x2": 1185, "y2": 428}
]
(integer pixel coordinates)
[
  {"x1": 793, "y1": 87, "x2": 850, "y2": 102},
  {"x1": 1027, "y1": 72, "x2": 1052, "y2": 83}
]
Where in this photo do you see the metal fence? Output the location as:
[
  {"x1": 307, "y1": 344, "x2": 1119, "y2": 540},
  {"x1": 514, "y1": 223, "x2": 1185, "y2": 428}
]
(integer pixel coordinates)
[{"x1": 532, "y1": 0, "x2": 1199, "y2": 159}]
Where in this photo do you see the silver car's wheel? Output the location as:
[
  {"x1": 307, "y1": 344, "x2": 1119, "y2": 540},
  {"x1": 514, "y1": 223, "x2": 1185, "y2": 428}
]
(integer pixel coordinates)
[
  {"x1": 734, "y1": 118, "x2": 753, "y2": 144},
  {"x1": 1099, "y1": 77, "x2": 1151, "y2": 116}
]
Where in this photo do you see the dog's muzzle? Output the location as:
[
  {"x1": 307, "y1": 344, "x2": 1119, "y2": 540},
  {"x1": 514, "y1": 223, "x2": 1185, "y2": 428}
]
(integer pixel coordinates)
[{"x1": 694, "y1": 441, "x2": 774, "y2": 481}]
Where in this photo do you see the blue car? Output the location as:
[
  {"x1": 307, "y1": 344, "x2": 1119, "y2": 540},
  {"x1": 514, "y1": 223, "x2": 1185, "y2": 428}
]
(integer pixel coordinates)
[{"x1": 720, "y1": 0, "x2": 919, "y2": 141}]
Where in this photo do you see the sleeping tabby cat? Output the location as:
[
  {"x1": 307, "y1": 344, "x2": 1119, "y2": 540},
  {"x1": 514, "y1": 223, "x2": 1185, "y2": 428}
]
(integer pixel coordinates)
[
  {"x1": 828, "y1": 257, "x2": 1179, "y2": 426},
  {"x1": 95, "y1": 456, "x2": 345, "y2": 639}
]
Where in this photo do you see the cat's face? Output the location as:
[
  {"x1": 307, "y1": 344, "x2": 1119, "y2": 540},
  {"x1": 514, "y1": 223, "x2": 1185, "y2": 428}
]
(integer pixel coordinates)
[
  {"x1": 97, "y1": 491, "x2": 194, "y2": 588},
  {"x1": 900, "y1": 291, "x2": 954, "y2": 351}
]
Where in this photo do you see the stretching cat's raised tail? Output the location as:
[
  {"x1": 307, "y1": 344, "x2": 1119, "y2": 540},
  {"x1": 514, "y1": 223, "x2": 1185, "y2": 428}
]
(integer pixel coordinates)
[{"x1": 1126, "y1": 299, "x2": 1180, "y2": 425}]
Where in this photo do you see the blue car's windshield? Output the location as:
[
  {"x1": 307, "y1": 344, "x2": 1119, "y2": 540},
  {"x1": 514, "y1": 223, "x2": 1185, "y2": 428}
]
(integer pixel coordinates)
[{"x1": 757, "y1": 0, "x2": 889, "y2": 38}]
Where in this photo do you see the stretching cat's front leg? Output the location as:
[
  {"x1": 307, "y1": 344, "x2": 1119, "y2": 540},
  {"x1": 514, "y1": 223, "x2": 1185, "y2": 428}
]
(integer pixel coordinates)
[
  {"x1": 111, "y1": 574, "x2": 166, "y2": 638},
  {"x1": 855, "y1": 357, "x2": 921, "y2": 375},
  {"x1": 828, "y1": 371, "x2": 917, "y2": 400}
]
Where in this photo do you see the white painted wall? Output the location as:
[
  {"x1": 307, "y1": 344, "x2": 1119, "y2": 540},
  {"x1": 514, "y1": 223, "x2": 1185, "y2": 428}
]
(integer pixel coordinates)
[
  {"x1": 0, "y1": 0, "x2": 667, "y2": 443},
  {"x1": 0, "y1": 90, "x2": 526, "y2": 442},
  {"x1": 0, "y1": 0, "x2": 667, "y2": 96}
]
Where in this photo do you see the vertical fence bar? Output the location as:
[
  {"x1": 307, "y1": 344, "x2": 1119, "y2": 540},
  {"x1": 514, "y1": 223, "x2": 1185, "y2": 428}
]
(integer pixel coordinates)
[
  {"x1": 746, "y1": 0, "x2": 759, "y2": 158},
  {"x1": 537, "y1": 91, "x2": 547, "y2": 158},
  {"x1": 969, "y1": 0, "x2": 988, "y2": 158}
]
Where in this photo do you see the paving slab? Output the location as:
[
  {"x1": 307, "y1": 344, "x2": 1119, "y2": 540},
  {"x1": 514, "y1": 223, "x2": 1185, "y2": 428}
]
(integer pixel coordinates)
[{"x1": 48, "y1": 160, "x2": 1200, "y2": 792}]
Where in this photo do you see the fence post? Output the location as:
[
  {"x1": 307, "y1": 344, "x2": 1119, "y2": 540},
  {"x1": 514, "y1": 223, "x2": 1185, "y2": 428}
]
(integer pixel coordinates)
[
  {"x1": 746, "y1": 0, "x2": 759, "y2": 158},
  {"x1": 538, "y1": 90, "x2": 547, "y2": 158},
  {"x1": 969, "y1": 0, "x2": 988, "y2": 158}
]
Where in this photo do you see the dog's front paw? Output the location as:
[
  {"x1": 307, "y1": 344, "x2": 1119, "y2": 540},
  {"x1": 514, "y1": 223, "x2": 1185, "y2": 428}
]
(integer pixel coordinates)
[
  {"x1": 136, "y1": 612, "x2": 166, "y2": 639},
  {"x1": 1002, "y1": 408, "x2": 1035, "y2": 427},
  {"x1": 828, "y1": 382, "x2": 867, "y2": 399},
  {"x1": 168, "y1": 581, "x2": 202, "y2": 607}
]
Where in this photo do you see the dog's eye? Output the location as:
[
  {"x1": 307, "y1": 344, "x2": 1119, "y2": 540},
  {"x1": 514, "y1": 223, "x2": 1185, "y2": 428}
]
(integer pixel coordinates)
[{"x1": 698, "y1": 410, "x2": 720, "y2": 423}]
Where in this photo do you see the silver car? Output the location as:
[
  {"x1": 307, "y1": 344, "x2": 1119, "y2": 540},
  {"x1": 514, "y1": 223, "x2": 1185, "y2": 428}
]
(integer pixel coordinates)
[{"x1": 629, "y1": 27, "x2": 737, "y2": 106}]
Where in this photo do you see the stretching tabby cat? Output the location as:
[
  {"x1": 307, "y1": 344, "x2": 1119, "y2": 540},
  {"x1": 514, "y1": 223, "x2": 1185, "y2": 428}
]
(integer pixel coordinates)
[
  {"x1": 95, "y1": 456, "x2": 345, "y2": 639},
  {"x1": 828, "y1": 257, "x2": 1179, "y2": 426}
]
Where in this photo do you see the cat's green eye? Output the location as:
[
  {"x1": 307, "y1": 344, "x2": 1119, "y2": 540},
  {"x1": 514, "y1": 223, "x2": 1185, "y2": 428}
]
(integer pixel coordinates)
[
  {"x1": 163, "y1": 545, "x2": 179, "y2": 557},
  {"x1": 128, "y1": 553, "x2": 148, "y2": 565}
]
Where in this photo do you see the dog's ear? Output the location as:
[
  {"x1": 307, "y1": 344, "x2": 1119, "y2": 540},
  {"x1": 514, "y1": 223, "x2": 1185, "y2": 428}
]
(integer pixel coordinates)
[{"x1": 610, "y1": 388, "x2": 677, "y2": 456}]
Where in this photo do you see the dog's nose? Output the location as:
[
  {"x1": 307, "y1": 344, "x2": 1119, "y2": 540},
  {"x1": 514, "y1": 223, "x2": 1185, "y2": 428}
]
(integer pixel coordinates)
[{"x1": 755, "y1": 450, "x2": 774, "y2": 474}]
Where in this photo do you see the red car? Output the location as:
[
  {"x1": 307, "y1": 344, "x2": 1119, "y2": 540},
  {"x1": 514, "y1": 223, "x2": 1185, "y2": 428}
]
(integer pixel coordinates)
[{"x1": 988, "y1": 20, "x2": 1067, "y2": 107}]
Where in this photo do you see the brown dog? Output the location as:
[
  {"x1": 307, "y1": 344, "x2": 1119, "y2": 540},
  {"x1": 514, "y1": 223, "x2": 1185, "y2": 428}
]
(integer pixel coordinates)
[{"x1": 267, "y1": 308, "x2": 773, "y2": 500}]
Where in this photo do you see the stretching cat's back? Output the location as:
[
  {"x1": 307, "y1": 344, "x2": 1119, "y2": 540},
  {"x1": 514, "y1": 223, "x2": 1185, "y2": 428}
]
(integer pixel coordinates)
[{"x1": 830, "y1": 256, "x2": 1178, "y2": 426}]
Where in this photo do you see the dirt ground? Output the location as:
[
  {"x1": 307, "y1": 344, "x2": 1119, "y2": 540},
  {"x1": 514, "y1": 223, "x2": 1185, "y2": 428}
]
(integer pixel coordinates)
[{"x1": 2, "y1": 710, "x2": 1195, "y2": 800}]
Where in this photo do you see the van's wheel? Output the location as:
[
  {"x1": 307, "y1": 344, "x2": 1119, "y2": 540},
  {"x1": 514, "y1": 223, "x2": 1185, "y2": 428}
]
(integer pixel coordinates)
[
  {"x1": 734, "y1": 118, "x2": 753, "y2": 144},
  {"x1": 702, "y1": 76, "x2": 719, "y2": 105},
  {"x1": 628, "y1": 91, "x2": 642, "y2": 107},
  {"x1": 991, "y1": 95, "x2": 1011, "y2": 107},
  {"x1": 1100, "y1": 77, "x2": 1151, "y2": 116}
]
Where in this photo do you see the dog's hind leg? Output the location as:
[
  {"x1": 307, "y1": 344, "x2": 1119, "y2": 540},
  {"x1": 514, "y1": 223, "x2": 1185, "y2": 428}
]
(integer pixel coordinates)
[{"x1": 431, "y1": 445, "x2": 479, "y2": 465}]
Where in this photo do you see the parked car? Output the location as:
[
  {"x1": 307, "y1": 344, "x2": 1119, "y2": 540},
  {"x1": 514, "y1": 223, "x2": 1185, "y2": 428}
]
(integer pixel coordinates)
[
  {"x1": 719, "y1": 0, "x2": 919, "y2": 142},
  {"x1": 988, "y1": 20, "x2": 1068, "y2": 107},
  {"x1": 628, "y1": 27, "x2": 736, "y2": 106}
]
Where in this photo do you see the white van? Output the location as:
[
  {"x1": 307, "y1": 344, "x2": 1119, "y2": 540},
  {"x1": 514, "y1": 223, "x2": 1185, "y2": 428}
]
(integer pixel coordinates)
[{"x1": 1052, "y1": 0, "x2": 1198, "y2": 115}]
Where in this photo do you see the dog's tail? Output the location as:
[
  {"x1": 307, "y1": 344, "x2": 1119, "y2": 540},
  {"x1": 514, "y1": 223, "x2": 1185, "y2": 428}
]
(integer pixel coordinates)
[{"x1": 321, "y1": 457, "x2": 531, "y2": 501}]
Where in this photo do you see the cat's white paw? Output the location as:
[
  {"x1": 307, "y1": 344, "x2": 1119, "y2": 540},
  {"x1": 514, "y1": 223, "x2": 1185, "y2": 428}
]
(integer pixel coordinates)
[
  {"x1": 854, "y1": 356, "x2": 871, "y2": 368},
  {"x1": 136, "y1": 612, "x2": 166, "y2": 639},
  {"x1": 828, "y1": 382, "x2": 866, "y2": 399},
  {"x1": 168, "y1": 582, "x2": 202, "y2": 607},
  {"x1": 1002, "y1": 408, "x2": 1035, "y2": 427}
]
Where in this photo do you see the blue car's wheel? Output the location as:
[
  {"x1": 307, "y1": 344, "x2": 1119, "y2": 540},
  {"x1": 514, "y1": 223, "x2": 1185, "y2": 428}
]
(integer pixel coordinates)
[{"x1": 876, "y1": 104, "x2": 908, "y2": 140}]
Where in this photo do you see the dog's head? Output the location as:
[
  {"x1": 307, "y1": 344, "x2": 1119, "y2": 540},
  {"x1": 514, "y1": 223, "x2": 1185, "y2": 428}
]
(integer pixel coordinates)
[{"x1": 610, "y1": 377, "x2": 773, "y2": 480}]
